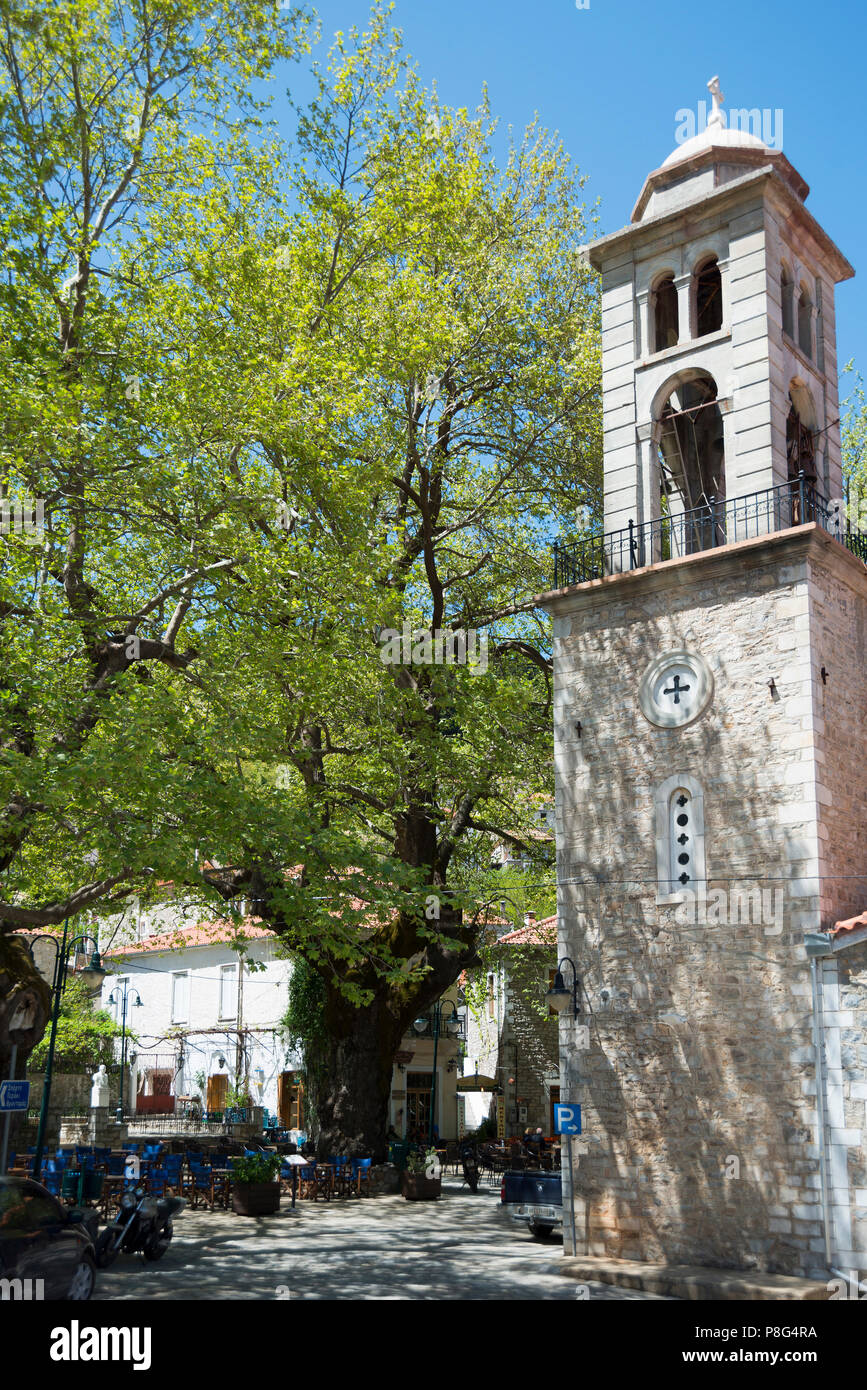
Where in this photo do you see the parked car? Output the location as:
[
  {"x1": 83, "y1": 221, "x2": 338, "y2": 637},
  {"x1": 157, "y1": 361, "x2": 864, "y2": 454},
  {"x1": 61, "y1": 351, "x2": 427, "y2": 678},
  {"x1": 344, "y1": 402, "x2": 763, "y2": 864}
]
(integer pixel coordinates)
[
  {"x1": 0, "y1": 1176, "x2": 98, "y2": 1300},
  {"x1": 501, "y1": 1169, "x2": 563, "y2": 1240}
]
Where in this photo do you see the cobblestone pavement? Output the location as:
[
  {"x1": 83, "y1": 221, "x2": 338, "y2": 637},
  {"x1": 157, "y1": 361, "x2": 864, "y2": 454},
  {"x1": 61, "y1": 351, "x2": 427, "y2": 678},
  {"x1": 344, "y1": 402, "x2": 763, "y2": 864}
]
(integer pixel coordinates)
[{"x1": 93, "y1": 1180, "x2": 672, "y2": 1301}]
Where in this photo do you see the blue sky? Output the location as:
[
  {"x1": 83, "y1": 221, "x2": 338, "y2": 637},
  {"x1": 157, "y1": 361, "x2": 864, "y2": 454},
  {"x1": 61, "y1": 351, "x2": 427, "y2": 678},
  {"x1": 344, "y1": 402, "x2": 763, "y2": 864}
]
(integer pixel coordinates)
[{"x1": 294, "y1": 0, "x2": 866, "y2": 401}]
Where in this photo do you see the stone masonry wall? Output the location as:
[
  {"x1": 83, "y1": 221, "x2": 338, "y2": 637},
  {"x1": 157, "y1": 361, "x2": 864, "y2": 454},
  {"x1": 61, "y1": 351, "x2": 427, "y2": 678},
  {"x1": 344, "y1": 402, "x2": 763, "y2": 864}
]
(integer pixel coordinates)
[
  {"x1": 806, "y1": 539, "x2": 867, "y2": 1269},
  {"x1": 550, "y1": 527, "x2": 865, "y2": 1277},
  {"x1": 502, "y1": 954, "x2": 559, "y2": 1133}
]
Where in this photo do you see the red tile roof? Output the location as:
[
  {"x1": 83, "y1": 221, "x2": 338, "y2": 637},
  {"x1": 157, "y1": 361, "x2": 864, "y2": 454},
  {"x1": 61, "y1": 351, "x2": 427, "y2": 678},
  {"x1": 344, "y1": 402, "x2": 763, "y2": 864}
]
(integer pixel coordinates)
[
  {"x1": 831, "y1": 910, "x2": 867, "y2": 937},
  {"x1": 106, "y1": 918, "x2": 274, "y2": 957},
  {"x1": 496, "y1": 915, "x2": 558, "y2": 946}
]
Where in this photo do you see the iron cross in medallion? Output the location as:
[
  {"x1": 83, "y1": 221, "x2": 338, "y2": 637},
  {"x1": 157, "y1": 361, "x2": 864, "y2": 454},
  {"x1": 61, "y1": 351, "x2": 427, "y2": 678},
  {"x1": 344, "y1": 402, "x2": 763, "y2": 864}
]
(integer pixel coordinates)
[{"x1": 663, "y1": 673, "x2": 691, "y2": 705}]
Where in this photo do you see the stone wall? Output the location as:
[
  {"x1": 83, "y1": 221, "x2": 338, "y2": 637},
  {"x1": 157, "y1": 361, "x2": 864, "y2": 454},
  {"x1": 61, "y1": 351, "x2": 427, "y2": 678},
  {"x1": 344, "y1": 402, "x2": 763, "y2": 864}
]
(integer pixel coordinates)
[
  {"x1": 502, "y1": 955, "x2": 559, "y2": 1133},
  {"x1": 806, "y1": 540, "x2": 867, "y2": 1269},
  {"x1": 550, "y1": 526, "x2": 866, "y2": 1278}
]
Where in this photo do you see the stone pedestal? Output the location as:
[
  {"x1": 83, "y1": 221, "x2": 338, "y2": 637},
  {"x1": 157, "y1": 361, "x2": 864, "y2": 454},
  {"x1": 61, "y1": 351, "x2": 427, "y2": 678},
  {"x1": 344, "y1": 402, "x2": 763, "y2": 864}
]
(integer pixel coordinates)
[{"x1": 58, "y1": 1111, "x2": 128, "y2": 1149}]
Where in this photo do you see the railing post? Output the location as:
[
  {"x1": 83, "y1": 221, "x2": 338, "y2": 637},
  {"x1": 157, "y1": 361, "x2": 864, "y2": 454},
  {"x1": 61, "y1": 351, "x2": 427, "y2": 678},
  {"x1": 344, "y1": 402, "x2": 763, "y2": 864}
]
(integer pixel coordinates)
[
  {"x1": 798, "y1": 470, "x2": 806, "y2": 525},
  {"x1": 553, "y1": 540, "x2": 559, "y2": 589},
  {"x1": 629, "y1": 518, "x2": 636, "y2": 570}
]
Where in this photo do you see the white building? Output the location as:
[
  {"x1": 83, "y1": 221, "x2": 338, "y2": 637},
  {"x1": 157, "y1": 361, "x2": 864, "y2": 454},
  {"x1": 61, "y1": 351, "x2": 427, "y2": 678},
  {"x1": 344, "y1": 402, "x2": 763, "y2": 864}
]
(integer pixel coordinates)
[
  {"x1": 102, "y1": 918, "x2": 299, "y2": 1124},
  {"x1": 101, "y1": 902, "x2": 465, "y2": 1140}
]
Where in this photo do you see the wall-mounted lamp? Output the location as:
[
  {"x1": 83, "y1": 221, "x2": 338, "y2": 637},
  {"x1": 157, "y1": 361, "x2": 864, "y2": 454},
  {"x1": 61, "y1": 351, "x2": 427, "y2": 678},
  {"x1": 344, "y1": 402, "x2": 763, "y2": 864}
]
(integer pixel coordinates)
[
  {"x1": 820, "y1": 666, "x2": 829, "y2": 685},
  {"x1": 767, "y1": 678, "x2": 778, "y2": 699},
  {"x1": 575, "y1": 721, "x2": 582, "y2": 738},
  {"x1": 545, "y1": 957, "x2": 581, "y2": 1018}
]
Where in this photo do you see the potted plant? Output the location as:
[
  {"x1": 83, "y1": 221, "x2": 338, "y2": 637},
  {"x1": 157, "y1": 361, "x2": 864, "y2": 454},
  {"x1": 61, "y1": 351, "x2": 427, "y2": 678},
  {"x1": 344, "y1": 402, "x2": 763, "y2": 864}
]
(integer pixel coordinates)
[
  {"x1": 231, "y1": 1151, "x2": 282, "y2": 1216},
  {"x1": 400, "y1": 1148, "x2": 442, "y2": 1201}
]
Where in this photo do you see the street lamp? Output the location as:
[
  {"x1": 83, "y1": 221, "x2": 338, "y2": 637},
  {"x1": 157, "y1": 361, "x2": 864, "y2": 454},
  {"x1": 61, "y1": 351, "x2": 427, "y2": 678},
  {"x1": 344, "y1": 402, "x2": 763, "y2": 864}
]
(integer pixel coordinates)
[
  {"x1": 28, "y1": 922, "x2": 106, "y2": 1181},
  {"x1": 107, "y1": 981, "x2": 143, "y2": 1122},
  {"x1": 412, "y1": 1000, "x2": 463, "y2": 1144},
  {"x1": 545, "y1": 956, "x2": 581, "y2": 1017}
]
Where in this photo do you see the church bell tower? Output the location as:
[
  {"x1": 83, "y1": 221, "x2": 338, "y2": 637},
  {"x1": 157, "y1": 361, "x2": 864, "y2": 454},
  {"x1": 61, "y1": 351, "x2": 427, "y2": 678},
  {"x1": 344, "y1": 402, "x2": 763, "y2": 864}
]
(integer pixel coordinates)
[{"x1": 543, "y1": 80, "x2": 867, "y2": 1280}]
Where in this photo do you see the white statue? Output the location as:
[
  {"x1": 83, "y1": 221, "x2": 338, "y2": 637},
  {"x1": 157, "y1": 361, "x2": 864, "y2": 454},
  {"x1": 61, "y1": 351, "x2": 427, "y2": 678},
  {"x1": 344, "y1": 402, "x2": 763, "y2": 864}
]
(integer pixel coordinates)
[{"x1": 90, "y1": 1063, "x2": 110, "y2": 1109}]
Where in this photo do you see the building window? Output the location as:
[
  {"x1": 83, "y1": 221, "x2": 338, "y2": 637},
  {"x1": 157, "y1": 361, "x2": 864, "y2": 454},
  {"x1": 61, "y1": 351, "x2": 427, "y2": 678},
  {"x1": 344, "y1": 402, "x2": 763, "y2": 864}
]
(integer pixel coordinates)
[
  {"x1": 171, "y1": 971, "x2": 190, "y2": 1024},
  {"x1": 487, "y1": 974, "x2": 495, "y2": 1018},
  {"x1": 219, "y1": 963, "x2": 237, "y2": 1019},
  {"x1": 406, "y1": 1072, "x2": 434, "y2": 1136},
  {"x1": 278, "y1": 1071, "x2": 304, "y2": 1129},
  {"x1": 694, "y1": 256, "x2": 722, "y2": 336},
  {"x1": 654, "y1": 772, "x2": 707, "y2": 905},
  {"x1": 669, "y1": 788, "x2": 694, "y2": 891},
  {"x1": 781, "y1": 263, "x2": 794, "y2": 338},
  {"x1": 652, "y1": 274, "x2": 679, "y2": 352},
  {"x1": 798, "y1": 286, "x2": 812, "y2": 359}
]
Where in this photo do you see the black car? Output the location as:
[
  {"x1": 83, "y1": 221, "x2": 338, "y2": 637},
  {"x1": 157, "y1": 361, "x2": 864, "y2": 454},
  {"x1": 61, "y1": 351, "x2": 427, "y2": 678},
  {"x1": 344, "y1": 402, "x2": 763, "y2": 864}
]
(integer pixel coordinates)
[{"x1": 0, "y1": 1176, "x2": 98, "y2": 1300}]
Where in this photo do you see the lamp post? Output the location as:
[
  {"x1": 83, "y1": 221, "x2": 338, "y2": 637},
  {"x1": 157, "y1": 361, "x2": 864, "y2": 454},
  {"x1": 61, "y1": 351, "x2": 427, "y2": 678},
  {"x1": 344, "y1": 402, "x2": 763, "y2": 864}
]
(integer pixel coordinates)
[
  {"x1": 412, "y1": 1000, "x2": 462, "y2": 1144},
  {"x1": 106, "y1": 981, "x2": 143, "y2": 1123},
  {"x1": 545, "y1": 957, "x2": 581, "y2": 1017},
  {"x1": 29, "y1": 922, "x2": 106, "y2": 1181}
]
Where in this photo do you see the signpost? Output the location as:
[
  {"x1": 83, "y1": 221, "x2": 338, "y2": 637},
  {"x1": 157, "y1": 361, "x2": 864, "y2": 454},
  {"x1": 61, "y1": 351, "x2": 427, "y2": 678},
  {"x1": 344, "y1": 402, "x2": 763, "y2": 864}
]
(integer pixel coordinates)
[
  {"x1": 0, "y1": 1080, "x2": 30, "y2": 1111},
  {"x1": 554, "y1": 1103, "x2": 582, "y2": 1257},
  {"x1": 0, "y1": 1076, "x2": 31, "y2": 1176}
]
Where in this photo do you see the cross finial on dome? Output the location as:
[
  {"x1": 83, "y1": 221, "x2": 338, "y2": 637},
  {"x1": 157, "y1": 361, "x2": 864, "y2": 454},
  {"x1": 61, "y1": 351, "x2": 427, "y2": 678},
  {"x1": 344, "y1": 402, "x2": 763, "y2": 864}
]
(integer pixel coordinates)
[{"x1": 707, "y1": 75, "x2": 725, "y2": 128}]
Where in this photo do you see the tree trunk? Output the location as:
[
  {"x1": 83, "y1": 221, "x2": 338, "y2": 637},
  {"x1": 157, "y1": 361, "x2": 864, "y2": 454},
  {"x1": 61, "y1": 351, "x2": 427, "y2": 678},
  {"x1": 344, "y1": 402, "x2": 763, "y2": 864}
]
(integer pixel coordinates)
[
  {"x1": 310, "y1": 911, "x2": 478, "y2": 1160},
  {"x1": 0, "y1": 934, "x2": 52, "y2": 1153},
  {"x1": 312, "y1": 995, "x2": 404, "y2": 1161}
]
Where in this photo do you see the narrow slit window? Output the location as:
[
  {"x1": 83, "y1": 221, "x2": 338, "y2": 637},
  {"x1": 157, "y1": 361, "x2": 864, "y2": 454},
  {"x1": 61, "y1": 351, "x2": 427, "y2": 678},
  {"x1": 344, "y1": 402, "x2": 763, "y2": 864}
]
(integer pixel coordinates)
[
  {"x1": 781, "y1": 264, "x2": 794, "y2": 338},
  {"x1": 670, "y1": 789, "x2": 693, "y2": 892},
  {"x1": 798, "y1": 287, "x2": 812, "y2": 359},
  {"x1": 655, "y1": 773, "x2": 706, "y2": 906}
]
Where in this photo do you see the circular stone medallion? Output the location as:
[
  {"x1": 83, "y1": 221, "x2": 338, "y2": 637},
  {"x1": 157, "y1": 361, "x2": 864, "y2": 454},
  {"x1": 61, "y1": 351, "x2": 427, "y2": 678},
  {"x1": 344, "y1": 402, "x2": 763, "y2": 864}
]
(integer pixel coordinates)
[{"x1": 638, "y1": 649, "x2": 713, "y2": 729}]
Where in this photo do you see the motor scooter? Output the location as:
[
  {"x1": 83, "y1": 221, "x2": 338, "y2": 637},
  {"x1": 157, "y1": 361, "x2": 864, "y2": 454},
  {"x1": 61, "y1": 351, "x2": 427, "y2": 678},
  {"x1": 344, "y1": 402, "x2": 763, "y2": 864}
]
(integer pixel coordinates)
[{"x1": 95, "y1": 1184, "x2": 185, "y2": 1267}]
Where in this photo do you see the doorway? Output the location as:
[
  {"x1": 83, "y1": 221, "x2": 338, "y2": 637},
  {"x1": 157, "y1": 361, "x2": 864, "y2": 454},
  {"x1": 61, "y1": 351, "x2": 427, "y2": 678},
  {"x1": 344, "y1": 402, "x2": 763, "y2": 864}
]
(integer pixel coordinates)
[
  {"x1": 406, "y1": 1072, "x2": 434, "y2": 1137},
  {"x1": 548, "y1": 1085, "x2": 560, "y2": 1136}
]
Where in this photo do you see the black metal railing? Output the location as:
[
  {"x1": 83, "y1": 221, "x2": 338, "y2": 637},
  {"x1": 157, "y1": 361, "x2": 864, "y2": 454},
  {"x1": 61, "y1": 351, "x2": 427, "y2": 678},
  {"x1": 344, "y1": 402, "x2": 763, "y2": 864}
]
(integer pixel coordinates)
[{"x1": 553, "y1": 475, "x2": 866, "y2": 588}]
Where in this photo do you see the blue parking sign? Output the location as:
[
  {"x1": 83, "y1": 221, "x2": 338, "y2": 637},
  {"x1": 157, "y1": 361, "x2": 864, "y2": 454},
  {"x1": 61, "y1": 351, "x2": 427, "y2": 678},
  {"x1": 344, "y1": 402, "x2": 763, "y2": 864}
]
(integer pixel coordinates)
[{"x1": 553, "y1": 1103, "x2": 581, "y2": 1135}]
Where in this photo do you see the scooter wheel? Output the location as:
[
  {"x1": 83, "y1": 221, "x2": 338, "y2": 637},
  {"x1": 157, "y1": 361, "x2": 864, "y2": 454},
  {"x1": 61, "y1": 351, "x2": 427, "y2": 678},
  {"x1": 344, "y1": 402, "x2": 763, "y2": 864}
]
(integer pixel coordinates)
[
  {"x1": 95, "y1": 1230, "x2": 120, "y2": 1269},
  {"x1": 143, "y1": 1220, "x2": 173, "y2": 1261}
]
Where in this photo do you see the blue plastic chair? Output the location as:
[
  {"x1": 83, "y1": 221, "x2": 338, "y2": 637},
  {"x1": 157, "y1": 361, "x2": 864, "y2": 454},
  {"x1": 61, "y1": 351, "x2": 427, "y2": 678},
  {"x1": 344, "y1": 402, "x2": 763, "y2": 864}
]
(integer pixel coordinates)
[
  {"x1": 42, "y1": 1171, "x2": 62, "y2": 1197},
  {"x1": 350, "y1": 1157, "x2": 372, "y2": 1196},
  {"x1": 147, "y1": 1168, "x2": 169, "y2": 1198}
]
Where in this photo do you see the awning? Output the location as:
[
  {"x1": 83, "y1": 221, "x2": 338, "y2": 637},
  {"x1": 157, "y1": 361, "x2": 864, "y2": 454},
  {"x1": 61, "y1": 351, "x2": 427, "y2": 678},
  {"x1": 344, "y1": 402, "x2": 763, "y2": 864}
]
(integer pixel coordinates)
[{"x1": 453, "y1": 1074, "x2": 501, "y2": 1092}]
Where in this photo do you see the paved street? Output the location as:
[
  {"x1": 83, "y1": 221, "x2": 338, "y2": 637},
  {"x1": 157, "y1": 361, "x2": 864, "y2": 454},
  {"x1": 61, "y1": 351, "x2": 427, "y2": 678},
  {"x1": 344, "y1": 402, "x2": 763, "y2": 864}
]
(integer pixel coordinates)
[{"x1": 93, "y1": 1179, "x2": 671, "y2": 1301}]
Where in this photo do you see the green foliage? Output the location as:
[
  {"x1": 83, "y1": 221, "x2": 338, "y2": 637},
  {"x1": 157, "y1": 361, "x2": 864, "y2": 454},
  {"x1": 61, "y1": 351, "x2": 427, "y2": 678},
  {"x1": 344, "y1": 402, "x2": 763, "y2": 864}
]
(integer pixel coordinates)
[
  {"x1": 842, "y1": 368, "x2": 867, "y2": 519},
  {"x1": 230, "y1": 1152, "x2": 281, "y2": 1184},
  {"x1": 225, "y1": 1082, "x2": 254, "y2": 1109},
  {"x1": 0, "y1": 0, "x2": 601, "y2": 1145},
  {"x1": 29, "y1": 976, "x2": 128, "y2": 1073},
  {"x1": 406, "y1": 1146, "x2": 439, "y2": 1175},
  {"x1": 281, "y1": 957, "x2": 328, "y2": 1054}
]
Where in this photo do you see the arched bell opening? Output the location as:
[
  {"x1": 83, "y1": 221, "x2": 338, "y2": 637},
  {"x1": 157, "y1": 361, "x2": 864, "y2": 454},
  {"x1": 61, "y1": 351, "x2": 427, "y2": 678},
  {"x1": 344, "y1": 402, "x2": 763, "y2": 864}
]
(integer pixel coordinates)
[
  {"x1": 694, "y1": 255, "x2": 723, "y2": 336},
  {"x1": 787, "y1": 379, "x2": 819, "y2": 522},
  {"x1": 652, "y1": 272, "x2": 679, "y2": 352},
  {"x1": 654, "y1": 371, "x2": 726, "y2": 555}
]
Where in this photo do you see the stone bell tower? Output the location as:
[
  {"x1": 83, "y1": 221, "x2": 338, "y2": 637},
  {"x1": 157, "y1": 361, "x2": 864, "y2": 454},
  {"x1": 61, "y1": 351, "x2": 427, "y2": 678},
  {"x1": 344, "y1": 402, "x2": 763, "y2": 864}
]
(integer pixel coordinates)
[{"x1": 543, "y1": 80, "x2": 867, "y2": 1280}]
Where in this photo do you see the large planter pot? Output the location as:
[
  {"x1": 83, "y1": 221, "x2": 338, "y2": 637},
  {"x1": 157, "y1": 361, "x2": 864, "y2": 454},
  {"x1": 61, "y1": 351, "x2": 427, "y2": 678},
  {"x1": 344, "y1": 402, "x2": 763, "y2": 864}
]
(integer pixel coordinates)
[
  {"x1": 400, "y1": 1173, "x2": 442, "y2": 1202},
  {"x1": 232, "y1": 1181, "x2": 281, "y2": 1216}
]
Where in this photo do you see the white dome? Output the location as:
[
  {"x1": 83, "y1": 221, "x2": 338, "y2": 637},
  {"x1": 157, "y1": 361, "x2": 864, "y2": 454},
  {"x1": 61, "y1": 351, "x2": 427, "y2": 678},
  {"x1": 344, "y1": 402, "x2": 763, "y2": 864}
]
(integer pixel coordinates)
[{"x1": 662, "y1": 121, "x2": 769, "y2": 168}]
